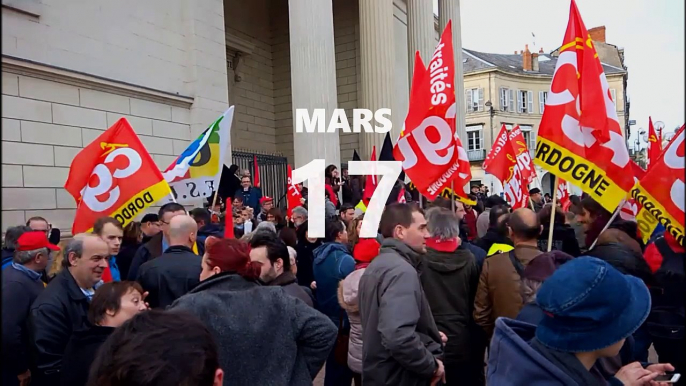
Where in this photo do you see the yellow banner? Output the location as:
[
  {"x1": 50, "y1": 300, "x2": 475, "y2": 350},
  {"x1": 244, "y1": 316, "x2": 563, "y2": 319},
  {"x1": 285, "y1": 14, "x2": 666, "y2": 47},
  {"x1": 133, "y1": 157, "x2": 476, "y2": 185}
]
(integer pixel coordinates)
[
  {"x1": 85, "y1": 180, "x2": 171, "y2": 233},
  {"x1": 631, "y1": 183, "x2": 685, "y2": 246},
  {"x1": 533, "y1": 137, "x2": 627, "y2": 212},
  {"x1": 635, "y1": 206, "x2": 660, "y2": 244}
]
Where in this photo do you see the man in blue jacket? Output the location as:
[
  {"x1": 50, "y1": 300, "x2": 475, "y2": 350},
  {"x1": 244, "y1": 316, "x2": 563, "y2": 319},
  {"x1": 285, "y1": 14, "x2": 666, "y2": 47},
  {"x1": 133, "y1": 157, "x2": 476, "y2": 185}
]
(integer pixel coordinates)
[{"x1": 239, "y1": 175, "x2": 262, "y2": 217}]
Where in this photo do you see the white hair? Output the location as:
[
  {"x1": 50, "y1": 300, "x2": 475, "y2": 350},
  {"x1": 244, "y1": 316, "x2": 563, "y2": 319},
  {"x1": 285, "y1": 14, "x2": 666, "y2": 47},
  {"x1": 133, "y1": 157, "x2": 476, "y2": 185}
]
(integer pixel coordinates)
[
  {"x1": 255, "y1": 221, "x2": 276, "y2": 234},
  {"x1": 287, "y1": 246, "x2": 297, "y2": 266}
]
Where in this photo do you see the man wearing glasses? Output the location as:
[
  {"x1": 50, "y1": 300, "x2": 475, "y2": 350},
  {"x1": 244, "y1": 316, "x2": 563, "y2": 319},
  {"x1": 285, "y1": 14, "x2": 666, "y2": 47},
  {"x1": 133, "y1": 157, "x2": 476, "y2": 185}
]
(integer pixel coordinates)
[{"x1": 127, "y1": 203, "x2": 186, "y2": 280}]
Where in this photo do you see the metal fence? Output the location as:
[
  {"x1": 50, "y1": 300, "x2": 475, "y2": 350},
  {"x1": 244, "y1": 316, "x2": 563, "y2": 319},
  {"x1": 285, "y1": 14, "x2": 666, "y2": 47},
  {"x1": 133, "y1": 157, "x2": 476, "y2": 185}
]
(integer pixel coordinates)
[{"x1": 231, "y1": 150, "x2": 288, "y2": 209}]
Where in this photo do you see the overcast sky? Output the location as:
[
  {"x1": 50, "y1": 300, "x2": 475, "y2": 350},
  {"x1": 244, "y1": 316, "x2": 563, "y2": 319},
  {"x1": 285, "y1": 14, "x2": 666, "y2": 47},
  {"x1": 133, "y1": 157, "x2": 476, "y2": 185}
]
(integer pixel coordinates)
[{"x1": 433, "y1": 0, "x2": 684, "y2": 147}]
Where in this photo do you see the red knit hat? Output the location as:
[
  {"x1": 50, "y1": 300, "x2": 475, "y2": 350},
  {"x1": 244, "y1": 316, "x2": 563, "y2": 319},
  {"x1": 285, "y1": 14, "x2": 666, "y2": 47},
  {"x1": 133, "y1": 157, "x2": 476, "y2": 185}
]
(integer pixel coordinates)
[{"x1": 353, "y1": 238, "x2": 380, "y2": 263}]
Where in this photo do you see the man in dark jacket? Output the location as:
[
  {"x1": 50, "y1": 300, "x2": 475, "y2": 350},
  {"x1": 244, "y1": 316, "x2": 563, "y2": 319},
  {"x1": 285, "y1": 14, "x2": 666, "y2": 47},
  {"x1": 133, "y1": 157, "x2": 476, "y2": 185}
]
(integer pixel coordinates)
[
  {"x1": 249, "y1": 232, "x2": 313, "y2": 307},
  {"x1": 240, "y1": 175, "x2": 262, "y2": 216},
  {"x1": 140, "y1": 213, "x2": 160, "y2": 244},
  {"x1": 475, "y1": 204, "x2": 513, "y2": 256},
  {"x1": 2, "y1": 232, "x2": 57, "y2": 386},
  {"x1": 2, "y1": 225, "x2": 31, "y2": 270},
  {"x1": 422, "y1": 208, "x2": 480, "y2": 386},
  {"x1": 189, "y1": 208, "x2": 224, "y2": 256},
  {"x1": 358, "y1": 203, "x2": 445, "y2": 386},
  {"x1": 127, "y1": 203, "x2": 186, "y2": 280},
  {"x1": 136, "y1": 215, "x2": 201, "y2": 309},
  {"x1": 29, "y1": 235, "x2": 109, "y2": 386}
]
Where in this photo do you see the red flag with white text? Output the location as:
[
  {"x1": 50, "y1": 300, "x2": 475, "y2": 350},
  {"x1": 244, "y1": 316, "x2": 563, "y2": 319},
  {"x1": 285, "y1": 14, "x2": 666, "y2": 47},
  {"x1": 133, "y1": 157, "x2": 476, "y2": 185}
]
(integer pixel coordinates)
[
  {"x1": 64, "y1": 118, "x2": 171, "y2": 234},
  {"x1": 393, "y1": 21, "x2": 471, "y2": 200},
  {"x1": 533, "y1": 0, "x2": 634, "y2": 213},
  {"x1": 630, "y1": 126, "x2": 685, "y2": 246},
  {"x1": 557, "y1": 178, "x2": 571, "y2": 211},
  {"x1": 286, "y1": 164, "x2": 303, "y2": 217},
  {"x1": 509, "y1": 126, "x2": 537, "y2": 184},
  {"x1": 483, "y1": 124, "x2": 529, "y2": 209}
]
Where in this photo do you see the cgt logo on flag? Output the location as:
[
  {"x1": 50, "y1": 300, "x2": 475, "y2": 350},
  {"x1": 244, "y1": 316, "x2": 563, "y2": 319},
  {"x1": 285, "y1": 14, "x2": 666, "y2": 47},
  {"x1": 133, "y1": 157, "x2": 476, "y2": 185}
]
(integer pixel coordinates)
[{"x1": 65, "y1": 118, "x2": 171, "y2": 234}]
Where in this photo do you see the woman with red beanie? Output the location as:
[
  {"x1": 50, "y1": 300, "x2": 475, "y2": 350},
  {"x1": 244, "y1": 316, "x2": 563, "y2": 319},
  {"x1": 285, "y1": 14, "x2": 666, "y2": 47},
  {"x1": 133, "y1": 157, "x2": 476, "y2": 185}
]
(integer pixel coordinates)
[
  {"x1": 170, "y1": 237, "x2": 337, "y2": 386},
  {"x1": 337, "y1": 237, "x2": 381, "y2": 385}
]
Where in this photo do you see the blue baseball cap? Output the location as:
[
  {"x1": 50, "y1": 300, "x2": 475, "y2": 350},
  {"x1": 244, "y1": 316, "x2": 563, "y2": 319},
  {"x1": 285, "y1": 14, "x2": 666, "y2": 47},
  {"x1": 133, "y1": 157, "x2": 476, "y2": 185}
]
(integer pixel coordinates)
[{"x1": 535, "y1": 256, "x2": 651, "y2": 352}]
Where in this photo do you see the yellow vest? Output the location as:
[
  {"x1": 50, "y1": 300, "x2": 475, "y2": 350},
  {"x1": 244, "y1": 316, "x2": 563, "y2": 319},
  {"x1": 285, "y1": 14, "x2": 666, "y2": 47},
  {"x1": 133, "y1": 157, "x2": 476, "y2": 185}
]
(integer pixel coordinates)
[
  {"x1": 487, "y1": 243, "x2": 514, "y2": 257},
  {"x1": 355, "y1": 200, "x2": 367, "y2": 213}
]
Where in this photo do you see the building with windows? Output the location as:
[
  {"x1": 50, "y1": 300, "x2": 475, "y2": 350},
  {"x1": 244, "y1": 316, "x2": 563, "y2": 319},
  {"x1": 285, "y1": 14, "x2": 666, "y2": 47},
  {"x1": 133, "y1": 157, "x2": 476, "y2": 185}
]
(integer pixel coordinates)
[
  {"x1": 0, "y1": 0, "x2": 626, "y2": 233},
  {"x1": 459, "y1": 26, "x2": 629, "y2": 195}
]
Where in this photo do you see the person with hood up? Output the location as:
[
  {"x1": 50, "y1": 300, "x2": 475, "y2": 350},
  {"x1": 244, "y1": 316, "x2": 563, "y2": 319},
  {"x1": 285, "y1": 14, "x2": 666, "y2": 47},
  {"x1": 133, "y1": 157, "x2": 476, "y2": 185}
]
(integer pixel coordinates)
[
  {"x1": 170, "y1": 237, "x2": 336, "y2": 385},
  {"x1": 474, "y1": 208, "x2": 542, "y2": 338},
  {"x1": 421, "y1": 207, "x2": 481, "y2": 385},
  {"x1": 536, "y1": 204, "x2": 581, "y2": 256},
  {"x1": 474, "y1": 205, "x2": 513, "y2": 256},
  {"x1": 189, "y1": 208, "x2": 224, "y2": 256},
  {"x1": 338, "y1": 237, "x2": 381, "y2": 385},
  {"x1": 313, "y1": 220, "x2": 356, "y2": 386},
  {"x1": 358, "y1": 203, "x2": 445, "y2": 386},
  {"x1": 488, "y1": 257, "x2": 675, "y2": 386}
]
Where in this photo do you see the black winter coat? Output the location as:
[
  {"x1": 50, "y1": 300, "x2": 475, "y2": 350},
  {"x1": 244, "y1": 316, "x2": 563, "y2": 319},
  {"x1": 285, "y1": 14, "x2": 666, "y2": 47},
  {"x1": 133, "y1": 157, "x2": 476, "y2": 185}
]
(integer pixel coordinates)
[
  {"x1": 60, "y1": 326, "x2": 114, "y2": 386},
  {"x1": 29, "y1": 269, "x2": 92, "y2": 386},
  {"x1": 136, "y1": 245, "x2": 201, "y2": 309},
  {"x1": 537, "y1": 224, "x2": 582, "y2": 257},
  {"x1": 170, "y1": 272, "x2": 337, "y2": 385},
  {"x1": 115, "y1": 240, "x2": 141, "y2": 280},
  {"x1": 421, "y1": 247, "x2": 480, "y2": 365},
  {"x1": 127, "y1": 232, "x2": 164, "y2": 280}
]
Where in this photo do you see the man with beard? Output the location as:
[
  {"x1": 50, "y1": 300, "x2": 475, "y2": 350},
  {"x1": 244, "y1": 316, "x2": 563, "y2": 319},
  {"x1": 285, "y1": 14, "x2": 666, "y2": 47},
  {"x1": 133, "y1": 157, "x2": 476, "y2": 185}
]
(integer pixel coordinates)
[{"x1": 249, "y1": 232, "x2": 313, "y2": 307}]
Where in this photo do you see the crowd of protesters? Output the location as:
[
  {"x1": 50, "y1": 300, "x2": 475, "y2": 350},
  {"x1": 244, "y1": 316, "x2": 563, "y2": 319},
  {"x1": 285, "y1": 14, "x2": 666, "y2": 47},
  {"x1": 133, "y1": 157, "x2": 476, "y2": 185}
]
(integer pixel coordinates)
[{"x1": 1, "y1": 163, "x2": 684, "y2": 386}]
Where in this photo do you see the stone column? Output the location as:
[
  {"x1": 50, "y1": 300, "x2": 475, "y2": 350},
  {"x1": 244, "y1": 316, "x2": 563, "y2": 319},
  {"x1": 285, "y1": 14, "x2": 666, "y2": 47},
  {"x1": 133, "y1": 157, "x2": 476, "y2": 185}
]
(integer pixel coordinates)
[
  {"x1": 407, "y1": 0, "x2": 435, "y2": 80},
  {"x1": 359, "y1": 0, "x2": 395, "y2": 158},
  {"x1": 438, "y1": 0, "x2": 467, "y2": 142},
  {"x1": 288, "y1": 0, "x2": 340, "y2": 171}
]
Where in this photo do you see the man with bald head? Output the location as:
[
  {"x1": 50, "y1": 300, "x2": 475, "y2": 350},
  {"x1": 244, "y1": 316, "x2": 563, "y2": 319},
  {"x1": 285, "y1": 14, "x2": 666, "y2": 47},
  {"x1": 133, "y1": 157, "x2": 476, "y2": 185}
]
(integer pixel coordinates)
[
  {"x1": 30, "y1": 234, "x2": 110, "y2": 385},
  {"x1": 473, "y1": 208, "x2": 543, "y2": 338},
  {"x1": 136, "y1": 215, "x2": 201, "y2": 309}
]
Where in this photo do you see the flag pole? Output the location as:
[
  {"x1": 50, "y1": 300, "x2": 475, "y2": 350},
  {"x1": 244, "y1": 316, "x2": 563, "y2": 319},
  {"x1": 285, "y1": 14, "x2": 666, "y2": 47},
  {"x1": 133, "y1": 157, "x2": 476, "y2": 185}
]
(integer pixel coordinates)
[
  {"x1": 588, "y1": 199, "x2": 624, "y2": 250},
  {"x1": 450, "y1": 181, "x2": 455, "y2": 212},
  {"x1": 168, "y1": 192, "x2": 177, "y2": 203},
  {"x1": 546, "y1": 175, "x2": 558, "y2": 252}
]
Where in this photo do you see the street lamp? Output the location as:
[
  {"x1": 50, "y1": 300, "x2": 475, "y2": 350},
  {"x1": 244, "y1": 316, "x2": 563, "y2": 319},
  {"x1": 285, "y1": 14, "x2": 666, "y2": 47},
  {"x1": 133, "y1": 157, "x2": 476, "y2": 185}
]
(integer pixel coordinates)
[{"x1": 485, "y1": 100, "x2": 495, "y2": 158}]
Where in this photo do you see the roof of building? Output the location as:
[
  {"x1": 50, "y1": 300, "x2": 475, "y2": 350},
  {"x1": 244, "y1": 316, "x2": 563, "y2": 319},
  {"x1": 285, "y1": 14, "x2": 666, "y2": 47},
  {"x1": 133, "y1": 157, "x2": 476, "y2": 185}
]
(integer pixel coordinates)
[{"x1": 462, "y1": 48, "x2": 626, "y2": 76}]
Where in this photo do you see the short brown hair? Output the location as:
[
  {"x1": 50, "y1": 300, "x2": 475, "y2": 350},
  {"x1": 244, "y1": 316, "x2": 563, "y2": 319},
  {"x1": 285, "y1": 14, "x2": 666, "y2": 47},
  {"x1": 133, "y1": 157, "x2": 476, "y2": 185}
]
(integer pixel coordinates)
[
  {"x1": 379, "y1": 203, "x2": 422, "y2": 239},
  {"x1": 88, "y1": 281, "x2": 144, "y2": 325},
  {"x1": 93, "y1": 217, "x2": 123, "y2": 236},
  {"x1": 538, "y1": 204, "x2": 565, "y2": 226},
  {"x1": 26, "y1": 216, "x2": 48, "y2": 227}
]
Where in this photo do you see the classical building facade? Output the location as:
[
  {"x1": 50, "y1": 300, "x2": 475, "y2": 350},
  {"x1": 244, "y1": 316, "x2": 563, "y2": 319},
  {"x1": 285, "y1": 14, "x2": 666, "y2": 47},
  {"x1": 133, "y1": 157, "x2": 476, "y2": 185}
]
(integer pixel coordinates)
[
  {"x1": 1, "y1": 0, "x2": 626, "y2": 232},
  {"x1": 462, "y1": 26, "x2": 629, "y2": 195}
]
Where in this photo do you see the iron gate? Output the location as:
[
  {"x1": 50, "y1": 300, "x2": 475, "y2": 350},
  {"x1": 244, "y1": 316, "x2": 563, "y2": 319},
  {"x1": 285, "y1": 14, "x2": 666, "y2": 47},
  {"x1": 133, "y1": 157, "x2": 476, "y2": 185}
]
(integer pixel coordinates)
[{"x1": 232, "y1": 151, "x2": 288, "y2": 209}]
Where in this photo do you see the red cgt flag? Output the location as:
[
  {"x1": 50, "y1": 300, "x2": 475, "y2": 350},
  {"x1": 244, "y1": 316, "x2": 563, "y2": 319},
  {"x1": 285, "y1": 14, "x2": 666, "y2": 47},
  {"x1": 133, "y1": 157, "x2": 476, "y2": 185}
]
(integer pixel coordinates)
[
  {"x1": 557, "y1": 178, "x2": 571, "y2": 211},
  {"x1": 64, "y1": 118, "x2": 171, "y2": 234},
  {"x1": 630, "y1": 126, "x2": 685, "y2": 246},
  {"x1": 362, "y1": 146, "x2": 377, "y2": 203},
  {"x1": 483, "y1": 125, "x2": 529, "y2": 209},
  {"x1": 509, "y1": 125, "x2": 537, "y2": 184},
  {"x1": 253, "y1": 155, "x2": 260, "y2": 188},
  {"x1": 533, "y1": 0, "x2": 633, "y2": 212},
  {"x1": 394, "y1": 21, "x2": 471, "y2": 200},
  {"x1": 647, "y1": 117, "x2": 662, "y2": 170},
  {"x1": 286, "y1": 164, "x2": 303, "y2": 217}
]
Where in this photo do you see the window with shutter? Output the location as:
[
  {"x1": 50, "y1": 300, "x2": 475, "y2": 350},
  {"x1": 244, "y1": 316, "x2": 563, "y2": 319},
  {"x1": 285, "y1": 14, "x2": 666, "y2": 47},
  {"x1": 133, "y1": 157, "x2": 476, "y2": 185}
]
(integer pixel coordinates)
[
  {"x1": 520, "y1": 125, "x2": 535, "y2": 150},
  {"x1": 516, "y1": 90, "x2": 523, "y2": 113},
  {"x1": 466, "y1": 125, "x2": 483, "y2": 151},
  {"x1": 500, "y1": 88, "x2": 506, "y2": 111},
  {"x1": 527, "y1": 91, "x2": 534, "y2": 114},
  {"x1": 539, "y1": 91, "x2": 547, "y2": 114},
  {"x1": 478, "y1": 88, "x2": 484, "y2": 112},
  {"x1": 466, "y1": 90, "x2": 473, "y2": 114},
  {"x1": 509, "y1": 89, "x2": 515, "y2": 112}
]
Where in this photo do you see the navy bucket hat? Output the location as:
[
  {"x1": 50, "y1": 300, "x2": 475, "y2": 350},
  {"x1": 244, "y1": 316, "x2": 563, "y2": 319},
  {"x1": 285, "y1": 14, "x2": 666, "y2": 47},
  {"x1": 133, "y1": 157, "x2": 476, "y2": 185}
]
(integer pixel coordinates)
[{"x1": 535, "y1": 256, "x2": 651, "y2": 353}]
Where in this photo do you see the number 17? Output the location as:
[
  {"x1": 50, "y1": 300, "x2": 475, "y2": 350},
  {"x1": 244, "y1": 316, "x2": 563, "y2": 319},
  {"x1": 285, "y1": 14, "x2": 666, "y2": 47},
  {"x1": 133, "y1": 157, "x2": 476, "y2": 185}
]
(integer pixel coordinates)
[{"x1": 291, "y1": 159, "x2": 402, "y2": 238}]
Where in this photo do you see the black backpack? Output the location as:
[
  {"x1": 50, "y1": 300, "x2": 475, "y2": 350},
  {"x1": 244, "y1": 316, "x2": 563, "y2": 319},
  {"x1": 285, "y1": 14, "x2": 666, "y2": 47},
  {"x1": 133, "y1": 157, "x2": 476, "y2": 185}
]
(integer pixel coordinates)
[{"x1": 646, "y1": 236, "x2": 685, "y2": 340}]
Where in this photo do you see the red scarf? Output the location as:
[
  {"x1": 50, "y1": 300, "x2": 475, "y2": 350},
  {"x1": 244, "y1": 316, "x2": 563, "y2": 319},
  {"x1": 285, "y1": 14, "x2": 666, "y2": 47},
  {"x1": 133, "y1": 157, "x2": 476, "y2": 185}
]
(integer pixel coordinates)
[
  {"x1": 355, "y1": 262, "x2": 371, "y2": 270},
  {"x1": 425, "y1": 237, "x2": 459, "y2": 252}
]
